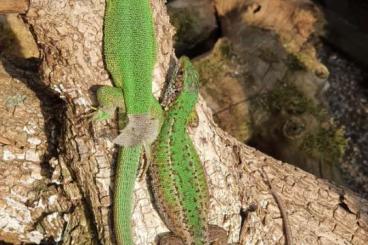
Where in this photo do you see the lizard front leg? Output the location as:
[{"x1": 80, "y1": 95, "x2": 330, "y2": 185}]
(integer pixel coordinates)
[
  {"x1": 95, "y1": 86, "x2": 126, "y2": 125},
  {"x1": 96, "y1": 86, "x2": 162, "y2": 147}
]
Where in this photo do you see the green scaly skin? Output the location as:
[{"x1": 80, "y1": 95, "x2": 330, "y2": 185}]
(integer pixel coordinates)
[
  {"x1": 149, "y1": 57, "x2": 228, "y2": 245},
  {"x1": 98, "y1": 0, "x2": 162, "y2": 244}
]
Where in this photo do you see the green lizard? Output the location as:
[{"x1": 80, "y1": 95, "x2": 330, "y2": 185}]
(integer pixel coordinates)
[
  {"x1": 149, "y1": 57, "x2": 228, "y2": 245},
  {"x1": 96, "y1": 0, "x2": 162, "y2": 244}
]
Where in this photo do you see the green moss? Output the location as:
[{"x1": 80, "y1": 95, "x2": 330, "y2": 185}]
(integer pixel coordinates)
[
  {"x1": 253, "y1": 80, "x2": 347, "y2": 165},
  {"x1": 301, "y1": 126, "x2": 347, "y2": 163},
  {"x1": 255, "y1": 81, "x2": 314, "y2": 115},
  {"x1": 169, "y1": 8, "x2": 200, "y2": 46},
  {"x1": 194, "y1": 39, "x2": 233, "y2": 86},
  {"x1": 288, "y1": 52, "x2": 330, "y2": 78},
  {"x1": 286, "y1": 54, "x2": 306, "y2": 71},
  {"x1": 195, "y1": 59, "x2": 223, "y2": 86},
  {"x1": 219, "y1": 41, "x2": 233, "y2": 59}
]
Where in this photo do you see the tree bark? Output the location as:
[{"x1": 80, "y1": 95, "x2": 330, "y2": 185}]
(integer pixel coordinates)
[
  {"x1": 0, "y1": 0, "x2": 367, "y2": 244},
  {"x1": 0, "y1": 0, "x2": 29, "y2": 13}
]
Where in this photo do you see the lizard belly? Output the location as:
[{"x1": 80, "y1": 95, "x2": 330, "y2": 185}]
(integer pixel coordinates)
[{"x1": 150, "y1": 119, "x2": 210, "y2": 245}]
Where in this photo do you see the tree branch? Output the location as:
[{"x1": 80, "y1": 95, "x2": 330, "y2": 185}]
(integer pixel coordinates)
[{"x1": 0, "y1": 0, "x2": 366, "y2": 244}]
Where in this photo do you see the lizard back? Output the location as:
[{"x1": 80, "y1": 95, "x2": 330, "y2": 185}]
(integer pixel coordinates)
[
  {"x1": 150, "y1": 58, "x2": 211, "y2": 244},
  {"x1": 104, "y1": 0, "x2": 156, "y2": 114}
]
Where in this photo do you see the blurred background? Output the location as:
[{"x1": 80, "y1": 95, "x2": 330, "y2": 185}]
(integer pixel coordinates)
[{"x1": 166, "y1": 0, "x2": 368, "y2": 198}]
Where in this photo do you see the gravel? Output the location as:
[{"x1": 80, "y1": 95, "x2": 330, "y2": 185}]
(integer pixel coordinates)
[{"x1": 320, "y1": 45, "x2": 368, "y2": 197}]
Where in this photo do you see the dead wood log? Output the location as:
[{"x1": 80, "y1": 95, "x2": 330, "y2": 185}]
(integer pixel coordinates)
[{"x1": 0, "y1": 0, "x2": 367, "y2": 244}]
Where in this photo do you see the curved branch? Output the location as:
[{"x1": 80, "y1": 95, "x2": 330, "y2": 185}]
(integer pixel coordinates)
[{"x1": 0, "y1": 0, "x2": 363, "y2": 244}]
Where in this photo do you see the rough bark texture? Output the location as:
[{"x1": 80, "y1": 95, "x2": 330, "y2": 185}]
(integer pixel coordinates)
[
  {"x1": 22, "y1": 0, "x2": 174, "y2": 244},
  {"x1": 0, "y1": 0, "x2": 367, "y2": 244}
]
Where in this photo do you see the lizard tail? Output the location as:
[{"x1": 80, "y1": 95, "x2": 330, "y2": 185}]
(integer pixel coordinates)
[{"x1": 114, "y1": 145, "x2": 141, "y2": 245}]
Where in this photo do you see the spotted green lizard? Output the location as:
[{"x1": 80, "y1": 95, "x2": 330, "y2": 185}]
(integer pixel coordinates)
[
  {"x1": 149, "y1": 57, "x2": 228, "y2": 245},
  {"x1": 96, "y1": 0, "x2": 162, "y2": 244}
]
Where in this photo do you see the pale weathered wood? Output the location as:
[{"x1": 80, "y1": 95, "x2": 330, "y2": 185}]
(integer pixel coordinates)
[
  {"x1": 0, "y1": 0, "x2": 367, "y2": 244},
  {"x1": 0, "y1": 0, "x2": 29, "y2": 13}
]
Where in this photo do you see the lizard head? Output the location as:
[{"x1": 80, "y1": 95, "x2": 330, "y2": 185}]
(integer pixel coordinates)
[{"x1": 165, "y1": 57, "x2": 200, "y2": 117}]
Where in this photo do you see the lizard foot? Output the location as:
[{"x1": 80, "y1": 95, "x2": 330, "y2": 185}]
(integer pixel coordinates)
[{"x1": 95, "y1": 86, "x2": 125, "y2": 121}]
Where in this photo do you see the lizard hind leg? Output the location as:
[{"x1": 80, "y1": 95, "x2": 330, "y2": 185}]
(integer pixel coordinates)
[{"x1": 94, "y1": 86, "x2": 126, "y2": 121}]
